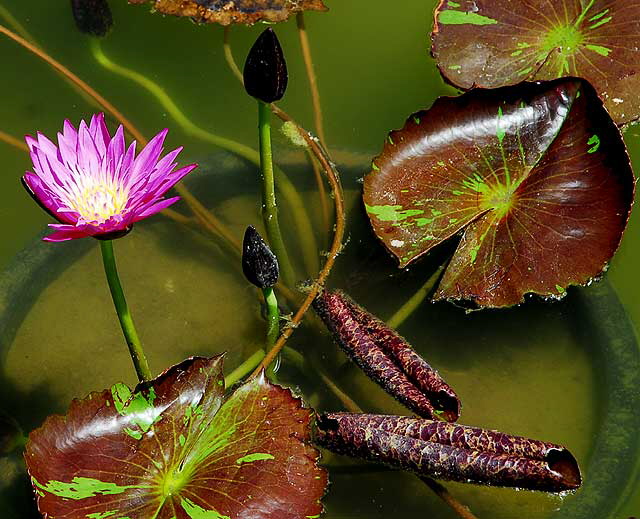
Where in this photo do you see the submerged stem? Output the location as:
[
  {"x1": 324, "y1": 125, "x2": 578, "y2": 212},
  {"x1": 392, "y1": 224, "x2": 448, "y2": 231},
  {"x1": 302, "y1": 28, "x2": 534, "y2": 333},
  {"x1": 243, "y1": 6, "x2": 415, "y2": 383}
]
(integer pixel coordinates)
[
  {"x1": 99, "y1": 240, "x2": 152, "y2": 382},
  {"x1": 0, "y1": 130, "x2": 28, "y2": 152},
  {"x1": 296, "y1": 13, "x2": 326, "y2": 146},
  {"x1": 258, "y1": 101, "x2": 295, "y2": 287},
  {"x1": 419, "y1": 477, "x2": 480, "y2": 519},
  {"x1": 386, "y1": 264, "x2": 445, "y2": 329}
]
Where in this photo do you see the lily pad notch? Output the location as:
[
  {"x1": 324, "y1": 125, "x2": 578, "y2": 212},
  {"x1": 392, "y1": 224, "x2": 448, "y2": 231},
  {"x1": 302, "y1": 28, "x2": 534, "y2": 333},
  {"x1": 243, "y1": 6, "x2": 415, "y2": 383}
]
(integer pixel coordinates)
[{"x1": 363, "y1": 78, "x2": 635, "y2": 307}]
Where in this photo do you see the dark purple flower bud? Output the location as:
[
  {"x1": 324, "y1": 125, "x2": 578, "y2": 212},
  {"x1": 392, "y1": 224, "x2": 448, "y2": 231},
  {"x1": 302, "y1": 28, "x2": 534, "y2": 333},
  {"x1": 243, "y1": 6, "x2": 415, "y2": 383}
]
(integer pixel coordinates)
[
  {"x1": 315, "y1": 413, "x2": 582, "y2": 492},
  {"x1": 313, "y1": 290, "x2": 460, "y2": 421},
  {"x1": 243, "y1": 27, "x2": 288, "y2": 103},
  {"x1": 242, "y1": 225, "x2": 279, "y2": 289},
  {"x1": 70, "y1": 0, "x2": 113, "y2": 37}
]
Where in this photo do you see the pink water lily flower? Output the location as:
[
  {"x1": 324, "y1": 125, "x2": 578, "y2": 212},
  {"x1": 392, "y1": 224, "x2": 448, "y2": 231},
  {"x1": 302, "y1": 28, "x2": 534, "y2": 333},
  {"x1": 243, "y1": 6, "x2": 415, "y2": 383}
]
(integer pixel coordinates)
[{"x1": 22, "y1": 113, "x2": 197, "y2": 242}]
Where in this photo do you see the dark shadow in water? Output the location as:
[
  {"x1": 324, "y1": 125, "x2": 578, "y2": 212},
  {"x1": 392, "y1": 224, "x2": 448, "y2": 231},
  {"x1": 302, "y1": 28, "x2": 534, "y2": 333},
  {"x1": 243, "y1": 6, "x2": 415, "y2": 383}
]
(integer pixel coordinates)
[{"x1": 558, "y1": 281, "x2": 640, "y2": 519}]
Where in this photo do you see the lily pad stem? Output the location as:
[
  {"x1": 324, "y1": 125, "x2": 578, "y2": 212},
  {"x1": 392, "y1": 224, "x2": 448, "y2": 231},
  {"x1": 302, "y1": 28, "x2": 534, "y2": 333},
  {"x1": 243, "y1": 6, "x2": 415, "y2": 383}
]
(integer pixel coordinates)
[
  {"x1": 258, "y1": 100, "x2": 296, "y2": 287},
  {"x1": 99, "y1": 240, "x2": 152, "y2": 383}
]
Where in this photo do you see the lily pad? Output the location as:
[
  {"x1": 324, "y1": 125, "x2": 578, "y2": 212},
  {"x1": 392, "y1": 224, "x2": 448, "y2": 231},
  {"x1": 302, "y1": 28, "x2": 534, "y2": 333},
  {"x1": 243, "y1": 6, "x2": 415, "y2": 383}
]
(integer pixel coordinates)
[
  {"x1": 363, "y1": 78, "x2": 634, "y2": 308},
  {"x1": 431, "y1": 0, "x2": 640, "y2": 125},
  {"x1": 128, "y1": 0, "x2": 328, "y2": 25},
  {"x1": 25, "y1": 355, "x2": 326, "y2": 519}
]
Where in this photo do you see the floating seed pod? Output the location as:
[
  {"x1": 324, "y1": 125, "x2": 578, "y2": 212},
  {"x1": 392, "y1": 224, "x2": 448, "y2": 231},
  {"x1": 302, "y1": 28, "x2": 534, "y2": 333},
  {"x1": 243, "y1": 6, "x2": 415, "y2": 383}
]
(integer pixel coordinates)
[
  {"x1": 242, "y1": 225, "x2": 279, "y2": 289},
  {"x1": 243, "y1": 27, "x2": 288, "y2": 103},
  {"x1": 316, "y1": 413, "x2": 581, "y2": 492},
  {"x1": 71, "y1": 0, "x2": 113, "y2": 36},
  {"x1": 313, "y1": 290, "x2": 460, "y2": 421}
]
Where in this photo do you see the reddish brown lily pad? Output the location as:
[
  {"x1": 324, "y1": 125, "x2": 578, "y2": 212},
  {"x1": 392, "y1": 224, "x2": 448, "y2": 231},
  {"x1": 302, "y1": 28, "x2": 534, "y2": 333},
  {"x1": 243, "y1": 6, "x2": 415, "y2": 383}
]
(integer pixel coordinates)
[
  {"x1": 128, "y1": 0, "x2": 328, "y2": 25},
  {"x1": 431, "y1": 0, "x2": 640, "y2": 125},
  {"x1": 25, "y1": 355, "x2": 326, "y2": 519},
  {"x1": 363, "y1": 78, "x2": 634, "y2": 308}
]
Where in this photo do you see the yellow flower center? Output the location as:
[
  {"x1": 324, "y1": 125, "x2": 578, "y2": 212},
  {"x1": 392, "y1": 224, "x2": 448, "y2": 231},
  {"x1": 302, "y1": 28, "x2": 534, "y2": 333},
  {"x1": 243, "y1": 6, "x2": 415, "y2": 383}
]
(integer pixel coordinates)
[{"x1": 67, "y1": 177, "x2": 129, "y2": 224}]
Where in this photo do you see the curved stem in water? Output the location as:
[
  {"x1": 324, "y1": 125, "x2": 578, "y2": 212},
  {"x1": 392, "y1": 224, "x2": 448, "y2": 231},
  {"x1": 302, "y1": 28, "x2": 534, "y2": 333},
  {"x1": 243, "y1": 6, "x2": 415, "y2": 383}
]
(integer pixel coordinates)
[
  {"x1": 296, "y1": 13, "x2": 327, "y2": 146},
  {"x1": 100, "y1": 240, "x2": 152, "y2": 382},
  {"x1": 251, "y1": 107, "x2": 345, "y2": 377},
  {"x1": 92, "y1": 37, "x2": 319, "y2": 279},
  {"x1": 386, "y1": 263, "x2": 445, "y2": 329},
  {"x1": 0, "y1": 130, "x2": 28, "y2": 152}
]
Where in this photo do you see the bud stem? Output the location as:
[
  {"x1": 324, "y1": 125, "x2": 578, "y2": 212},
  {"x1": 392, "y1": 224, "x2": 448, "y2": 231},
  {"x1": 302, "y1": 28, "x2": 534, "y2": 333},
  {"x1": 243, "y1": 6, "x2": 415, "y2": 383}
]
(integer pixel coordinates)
[
  {"x1": 257, "y1": 100, "x2": 295, "y2": 286},
  {"x1": 100, "y1": 240, "x2": 152, "y2": 383},
  {"x1": 263, "y1": 287, "x2": 280, "y2": 347}
]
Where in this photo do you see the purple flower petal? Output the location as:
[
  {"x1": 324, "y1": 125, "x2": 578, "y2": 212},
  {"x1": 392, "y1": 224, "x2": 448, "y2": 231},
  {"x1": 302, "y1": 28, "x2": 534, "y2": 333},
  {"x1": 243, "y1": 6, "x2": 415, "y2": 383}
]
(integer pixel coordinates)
[
  {"x1": 132, "y1": 196, "x2": 181, "y2": 222},
  {"x1": 23, "y1": 114, "x2": 197, "y2": 243},
  {"x1": 44, "y1": 224, "x2": 91, "y2": 242},
  {"x1": 126, "y1": 128, "x2": 168, "y2": 188}
]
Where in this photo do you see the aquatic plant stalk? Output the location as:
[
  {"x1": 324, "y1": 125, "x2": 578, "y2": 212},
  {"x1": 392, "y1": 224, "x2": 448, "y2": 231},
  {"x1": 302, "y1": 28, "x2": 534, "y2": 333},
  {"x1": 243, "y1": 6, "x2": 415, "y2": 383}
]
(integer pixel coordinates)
[
  {"x1": 386, "y1": 263, "x2": 446, "y2": 329},
  {"x1": 223, "y1": 27, "x2": 323, "y2": 274},
  {"x1": 257, "y1": 101, "x2": 295, "y2": 286},
  {"x1": 224, "y1": 349, "x2": 266, "y2": 387},
  {"x1": 296, "y1": 13, "x2": 331, "y2": 240},
  {"x1": 92, "y1": 38, "x2": 319, "y2": 279},
  {"x1": 251, "y1": 108, "x2": 345, "y2": 377},
  {"x1": 0, "y1": 130, "x2": 28, "y2": 152},
  {"x1": 263, "y1": 287, "x2": 280, "y2": 347},
  {"x1": 296, "y1": 13, "x2": 326, "y2": 146},
  {"x1": 100, "y1": 240, "x2": 151, "y2": 382}
]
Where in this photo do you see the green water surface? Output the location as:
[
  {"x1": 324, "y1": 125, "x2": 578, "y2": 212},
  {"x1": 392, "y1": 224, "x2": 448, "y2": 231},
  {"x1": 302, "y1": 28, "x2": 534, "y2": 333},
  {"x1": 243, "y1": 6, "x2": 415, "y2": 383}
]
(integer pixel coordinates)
[{"x1": 0, "y1": 1, "x2": 638, "y2": 518}]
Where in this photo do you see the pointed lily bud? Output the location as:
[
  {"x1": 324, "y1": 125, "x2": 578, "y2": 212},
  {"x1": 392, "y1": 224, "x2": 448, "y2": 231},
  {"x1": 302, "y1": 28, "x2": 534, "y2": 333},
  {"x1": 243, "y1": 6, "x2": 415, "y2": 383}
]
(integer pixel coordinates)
[
  {"x1": 313, "y1": 290, "x2": 460, "y2": 421},
  {"x1": 71, "y1": 0, "x2": 113, "y2": 37},
  {"x1": 316, "y1": 413, "x2": 582, "y2": 492},
  {"x1": 243, "y1": 27, "x2": 288, "y2": 103},
  {"x1": 242, "y1": 225, "x2": 279, "y2": 289}
]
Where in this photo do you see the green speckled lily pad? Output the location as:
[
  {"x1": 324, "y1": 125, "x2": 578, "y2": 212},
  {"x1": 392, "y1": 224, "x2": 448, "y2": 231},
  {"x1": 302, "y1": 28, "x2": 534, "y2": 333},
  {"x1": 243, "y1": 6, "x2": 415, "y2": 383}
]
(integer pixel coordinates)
[
  {"x1": 25, "y1": 355, "x2": 326, "y2": 519},
  {"x1": 431, "y1": 0, "x2": 640, "y2": 125},
  {"x1": 363, "y1": 78, "x2": 634, "y2": 308}
]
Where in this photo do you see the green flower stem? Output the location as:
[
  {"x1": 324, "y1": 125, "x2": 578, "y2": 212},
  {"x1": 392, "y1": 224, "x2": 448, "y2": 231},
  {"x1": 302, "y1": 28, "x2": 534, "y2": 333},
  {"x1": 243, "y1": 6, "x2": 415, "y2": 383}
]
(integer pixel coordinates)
[
  {"x1": 263, "y1": 287, "x2": 280, "y2": 347},
  {"x1": 90, "y1": 39, "x2": 319, "y2": 279},
  {"x1": 99, "y1": 240, "x2": 152, "y2": 383},
  {"x1": 224, "y1": 349, "x2": 266, "y2": 387},
  {"x1": 258, "y1": 100, "x2": 295, "y2": 286}
]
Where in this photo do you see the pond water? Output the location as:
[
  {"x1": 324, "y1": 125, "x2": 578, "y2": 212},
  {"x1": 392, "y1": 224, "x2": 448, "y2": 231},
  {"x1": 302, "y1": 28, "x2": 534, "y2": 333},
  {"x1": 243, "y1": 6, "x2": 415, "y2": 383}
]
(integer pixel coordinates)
[{"x1": 0, "y1": 1, "x2": 639, "y2": 518}]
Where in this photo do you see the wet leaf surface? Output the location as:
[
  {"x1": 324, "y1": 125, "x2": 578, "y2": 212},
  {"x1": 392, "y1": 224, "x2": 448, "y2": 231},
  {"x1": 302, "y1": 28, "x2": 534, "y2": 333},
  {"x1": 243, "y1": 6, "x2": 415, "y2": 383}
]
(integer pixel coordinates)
[
  {"x1": 316, "y1": 412, "x2": 582, "y2": 492},
  {"x1": 25, "y1": 355, "x2": 326, "y2": 519},
  {"x1": 128, "y1": 0, "x2": 328, "y2": 25},
  {"x1": 313, "y1": 290, "x2": 460, "y2": 420},
  {"x1": 363, "y1": 78, "x2": 634, "y2": 308},
  {"x1": 431, "y1": 0, "x2": 640, "y2": 125}
]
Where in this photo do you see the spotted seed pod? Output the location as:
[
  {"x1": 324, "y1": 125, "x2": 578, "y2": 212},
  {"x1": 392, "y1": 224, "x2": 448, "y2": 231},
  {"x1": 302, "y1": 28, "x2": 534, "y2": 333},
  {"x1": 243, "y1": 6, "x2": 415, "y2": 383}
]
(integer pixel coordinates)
[
  {"x1": 313, "y1": 290, "x2": 460, "y2": 421},
  {"x1": 315, "y1": 412, "x2": 581, "y2": 492}
]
